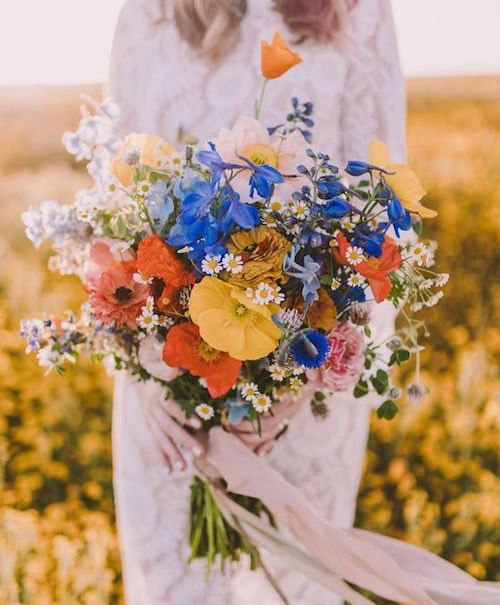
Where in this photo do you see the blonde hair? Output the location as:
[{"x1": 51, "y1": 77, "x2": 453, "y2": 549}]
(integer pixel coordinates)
[{"x1": 172, "y1": 0, "x2": 356, "y2": 61}]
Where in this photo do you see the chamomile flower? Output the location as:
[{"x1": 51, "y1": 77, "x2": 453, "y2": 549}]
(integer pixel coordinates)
[
  {"x1": 268, "y1": 197, "x2": 287, "y2": 214},
  {"x1": 158, "y1": 315, "x2": 174, "y2": 328},
  {"x1": 252, "y1": 394, "x2": 272, "y2": 413},
  {"x1": 135, "y1": 180, "x2": 152, "y2": 197},
  {"x1": 201, "y1": 254, "x2": 223, "y2": 275},
  {"x1": 268, "y1": 363, "x2": 286, "y2": 382},
  {"x1": 133, "y1": 272, "x2": 150, "y2": 285},
  {"x1": 435, "y1": 273, "x2": 449, "y2": 287},
  {"x1": 222, "y1": 253, "x2": 243, "y2": 274},
  {"x1": 330, "y1": 277, "x2": 342, "y2": 291},
  {"x1": 347, "y1": 273, "x2": 366, "y2": 287},
  {"x1": 252, "y1": 282, "x2": 274, "y2": 305},
  {"x1": 240, "y1": 382, "x2": 259, "y2": 401},
  {"x1": 270, "y1": 284, "x2": 285, "y2": 304},
  {"x1": 345, "y1": 245, "x2": 365, "y2": 266},
  {"x1": 289, "y1": 376, "x2": 304, "y2": 391},
  {"x1": 138, "y1": 309, "x2": 159, "y2": 331},
  {"x1": 340, "y1": 216, "x2": 355, "y2": 232},
  {"x1": 291, "y1": 200, "x2": 310, "y2": 220},
  {"x1": 195, "y1": 403, "x2": 214, "y2": 420},
  {"x1": 425, "y1": 291, "x2": 443, "y2": 307}
]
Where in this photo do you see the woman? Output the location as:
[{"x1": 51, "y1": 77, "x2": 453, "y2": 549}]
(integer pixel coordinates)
[{"x1": 109, "y1": 1, "x2": 405, "y2": 603}]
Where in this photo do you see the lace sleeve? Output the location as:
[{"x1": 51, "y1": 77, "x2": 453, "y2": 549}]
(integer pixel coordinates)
[{"x1": 340, "y1": 0, "x2": 406, "y2": 163}]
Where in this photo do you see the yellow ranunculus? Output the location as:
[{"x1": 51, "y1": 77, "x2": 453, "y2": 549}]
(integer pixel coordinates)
[
  {"x1": 369, "y1": 139, "x2": 437, "y2": 218},
  {"x1": 111, "y1": 133, "x2": 176, "y2": 186},
  {"x1": 188, "y1": 276, "x2": 281, "y2": 361}
]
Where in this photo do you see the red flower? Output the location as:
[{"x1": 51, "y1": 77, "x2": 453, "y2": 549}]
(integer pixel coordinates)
[
  {"x1": 136, "y1": 235, "x2": 195, "y2": 312},
  {"x1": 333, "y1": 233, "x2": 401, "y2": 303},
  {"x1": 87, "y1": 261, "x2": 148, "y2": 328},
  {"x1": 163, "y1": 323, "x2": 241, "y2": 398}
]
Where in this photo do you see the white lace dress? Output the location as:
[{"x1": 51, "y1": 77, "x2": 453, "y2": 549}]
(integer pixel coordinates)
[{"x1": 109, "y1": 1, "x2": 406, "y2": 603}]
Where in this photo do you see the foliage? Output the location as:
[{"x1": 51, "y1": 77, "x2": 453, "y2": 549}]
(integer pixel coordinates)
[{"x1": 0, "y1": 78, "x2": 499, "y2": 602}]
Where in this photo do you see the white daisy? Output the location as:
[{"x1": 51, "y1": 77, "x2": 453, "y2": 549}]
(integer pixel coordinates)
[
  {"x1": 330, "y1": 277, "x2": 342, "y2": 291},
  {"x1": 435, "y1": 273, "x2": 449, "y2": 287},
  {"x1": 222, "y1": 253, "x2": 243, "y2": 274},
  {"x1": 347, "y1": 273, "x2": 366, "y2": 287},
  {"x1": 240, "y1": 382, "x2": 259, "y2": 401},
  {"x1": 252, "y1": 282, "x2": 274, "y2": 305},
  {"x1": 340, "y1": 216, "x2": 355, "y2": 232},
  {"x1": 133, "y1": 272, "x2": 149, "y2": 285},
  {"x1": 201, "y1": 254, "x2": 223, "y2": 275},
  {"x1": 270, "y1": 284, "x2": 285, "y2": 304},
  {"x1": 289, "y1": 376, "x2": 303, "y2": 391},
  {"x1": 291, "y1": 200, "x2": 310, "y2": 220},
  {"x1": 345, "y1": 245, "x2": 365, "y2": 266},
  {"x1": 195, "y1": 403, "x2": 214, "y2": 420},
  {"x1": 268, "y1": 197, "x2": 287, "y2": 214},
  {"x1": 252, "y1": 394, "x2": 272, "y2": 413},
  {"x1": 136, "y1": 180, "x2": 152, "y2": 197},
  {"x1": 268, "y1": 363, "x2": 286, "y2": 382},
  {"x1": 157, "y1": 315, "x2": 174, "y2": 328},
  {"x1": 138, "y1": 309, "x2": 159, "y2": 331}
]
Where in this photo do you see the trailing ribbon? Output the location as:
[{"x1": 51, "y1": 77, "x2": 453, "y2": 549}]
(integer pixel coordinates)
[{"x1": 202, "y1": 427, "x2": 500, "y2": 605}]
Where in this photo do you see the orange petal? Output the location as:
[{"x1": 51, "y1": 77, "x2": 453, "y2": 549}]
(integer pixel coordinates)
[{"x1": 261, "y1": 32, "x2": 302, "y2": 79}]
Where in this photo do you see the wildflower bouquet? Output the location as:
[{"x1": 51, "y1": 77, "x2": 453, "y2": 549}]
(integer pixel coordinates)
[{"x1": 21, "y1": 33, "x2": 450, "y2": 595}]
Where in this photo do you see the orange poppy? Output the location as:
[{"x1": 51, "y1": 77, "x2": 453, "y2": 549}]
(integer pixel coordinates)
[
  {"x1": 261, "y1": 32, "x2": 302, "y2": 79},
  {"x1": 163, "y1": 322, "x2": 241, "y2": 398},
  {"x1": 333, "y1": 233, "x2": 401, "y2": 303},
  {"x1": 136, "y1": 235, "x2": 195, "y2": 288}
]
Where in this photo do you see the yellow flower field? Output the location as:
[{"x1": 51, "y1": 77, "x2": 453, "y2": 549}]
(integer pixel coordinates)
[{"x1": 0, "y1": 77, "x2": 498, "y2": 604}]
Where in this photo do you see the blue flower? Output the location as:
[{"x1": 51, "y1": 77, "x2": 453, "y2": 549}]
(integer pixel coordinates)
[
  {"x1": 224, "y1": 398, "x2": 251, "y2": 425},
  {"x1": 345, "y1": 160, "x2": 372, "y2": 176},
  {"x1": 290, "y1": 330, "x2": 330, "y2": 369},
  {"x1": 247, "y1": 162, "x2": 284, "y2": 199},
  {"x1": 283, "y1": 244, "x2": 321, "y2": 308},
  {"x1": 146, "y1": 181, "x2": 174, "y2": 227},
  {"x1": 320, "y1": 197, "x2": 351, "y2": 218},
  {"x1": 387, "y1": 195, "x2": 411, "y2": 237},
  {"x1": 353, "y1": 226, "x2": 385, "y2": 258},
  {"x1": 224, "y1": 189, "x2": 260, "y2": 229},
  {"x1": 196, "y1": 143, "x2": 242, "y2": 187},
  {"x1": 317, "y1": 175, "x2": 347, "y2": 200}
]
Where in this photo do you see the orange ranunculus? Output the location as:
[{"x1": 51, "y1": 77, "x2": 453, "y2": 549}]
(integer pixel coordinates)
[
  {"x1": 261, "y1": 32, "x2": 302, "y2": 79},
  {"x1": 333, "y1": 233, "x2": 401, "y2": 303},
  {"x1": 163, "y1": 322, "x2": 241, "y2": 398},
  {"x1": 111, "y1": 133, "x2": 176, "y2": 186}
]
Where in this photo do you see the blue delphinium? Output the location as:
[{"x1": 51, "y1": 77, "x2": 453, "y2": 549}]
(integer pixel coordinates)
[
  {"x1": 283, "y1": 243, "x2": 321, "y2": 307},
  {"x1": 290, "y1": 330, "x2": 330, "y2": 369}
]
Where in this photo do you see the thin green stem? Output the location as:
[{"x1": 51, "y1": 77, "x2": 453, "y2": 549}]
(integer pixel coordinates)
[{"x1": 255, "y1": 79, "x2": 269, "y2": 120}]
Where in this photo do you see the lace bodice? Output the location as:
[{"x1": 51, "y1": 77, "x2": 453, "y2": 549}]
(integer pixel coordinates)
[{"x1": 110, "y1": 1, "x2": 406, "y2": 603}]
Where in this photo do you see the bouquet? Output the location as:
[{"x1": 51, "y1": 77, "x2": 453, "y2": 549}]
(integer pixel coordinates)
[{"x1": 20, "y1": 33, "x2": 457, "y2": 603}]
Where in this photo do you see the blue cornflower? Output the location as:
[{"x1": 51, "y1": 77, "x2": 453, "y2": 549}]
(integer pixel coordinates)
[{"x1": 290, "y1": 330, "x2": 330, "y2": 369}]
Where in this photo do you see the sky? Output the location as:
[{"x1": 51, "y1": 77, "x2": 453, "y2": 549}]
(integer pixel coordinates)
[{"x1": 0, "y1": 0, "x2": 499, "y2": 86}]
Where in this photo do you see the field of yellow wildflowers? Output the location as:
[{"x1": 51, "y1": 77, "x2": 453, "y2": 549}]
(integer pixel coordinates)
[{"x1": 0, "y1": 78, "x2": 498, "y2": 604}]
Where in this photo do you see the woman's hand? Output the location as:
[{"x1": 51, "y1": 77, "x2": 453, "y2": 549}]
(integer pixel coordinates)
[
  {"x1": 143, "y1": 389, "x2": 205, "y2": 473},
  {"x1": 229, "y1": 398, "x2": 303, "y2": 455}
]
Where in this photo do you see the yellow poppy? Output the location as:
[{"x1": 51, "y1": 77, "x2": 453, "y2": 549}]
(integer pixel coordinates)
[
  {"x1": 112, "y1": 133, "x2": 176, "y2": 186},
  {"x1": 189, "y1": 277, "x2": 281, "y2": 361},
  {"x1": 369, "y1": 139, "x2": 437, "y2": 218},
  {"x1": 261, "y1": 32, "x2": 302, "y2": 80}
]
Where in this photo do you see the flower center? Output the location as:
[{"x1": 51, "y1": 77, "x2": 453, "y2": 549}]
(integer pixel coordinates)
[
  {"x1": 231, "y1": 302, "x2": 248, "y2": 319},
  {"x1": 150, "y1": 277, "x2": 165, "y2": 298},
  {"x1": 114, "y1": 286, "x2": 134, "y2": 302},
  {"x1": 197, "y1": 340, "x2": 221, "y2": 363},
  {"x1": 241, "y1": 143, "x2": 279, "y2": 168}
]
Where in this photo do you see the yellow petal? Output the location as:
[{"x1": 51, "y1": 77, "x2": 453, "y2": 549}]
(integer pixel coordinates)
[
  {"x1": 189, "y1": 277, "x2": 232, "y2": 323},
  {"x1": 233, "y1": 318, "x2": 280, "y2": 361},
  {"x1": 197, "y1": 309, "x2": 245, "y2": 353},
  {"x1": 368, "y1": 139, "x2": 391, "y2": 168},
  {"x1": 386, "y1": 163, "x2": 426, "y2": 204},
  {"x1": 402, "y1": 200, "x2": 438, "y2": 219}
]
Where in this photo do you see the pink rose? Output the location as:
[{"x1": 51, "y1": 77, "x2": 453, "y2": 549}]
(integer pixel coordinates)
[{"x1": 308, "y1": 322, "x2": 365, "y2": 393}]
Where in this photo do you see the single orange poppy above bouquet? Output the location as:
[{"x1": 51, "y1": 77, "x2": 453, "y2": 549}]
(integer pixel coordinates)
[{"x1": 261, "y1": 32, "x2": 302, "y2": 79}]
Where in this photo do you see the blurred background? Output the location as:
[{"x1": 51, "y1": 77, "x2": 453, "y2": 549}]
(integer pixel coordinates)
[{"x1": 0, "y1": 1, "x2": 499, "y2": 603}]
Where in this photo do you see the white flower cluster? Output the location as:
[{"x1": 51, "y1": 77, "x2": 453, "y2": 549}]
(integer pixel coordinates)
[
  {"x1": 246, "y1": 282, "x2": 284, "y2": 306},
  {"x1": 239, "y1": 382, "x2": 272, "y2": 413},
  {"x1": 201, "y1": 252, "x2": 243, "y2": 276},
  {"x1": 137, "y1": 296, "x2": 173, "y2": 332}
]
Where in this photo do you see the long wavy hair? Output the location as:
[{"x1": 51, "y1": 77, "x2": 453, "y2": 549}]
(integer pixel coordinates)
[{"x1": 171, "y1": 0, "x2": 356, "y2": 61}]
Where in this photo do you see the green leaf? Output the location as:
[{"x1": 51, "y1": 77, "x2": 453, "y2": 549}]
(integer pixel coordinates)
[
  {"x1": 376, "y1": 399, "x2": 399, "y2": 420},
  {"x1": 412, "y1": 220, "x2": 423, "y2": 236},
  {"x1": 389, "y1": 348, "x2": 411, "y2": 366},
  {"x1": 358, "y1": 179, "x2": 370, "y2": 188},
  {"x1": 370, "y1": 369, "x2": 389, "y2": 394},
  {"x1": 354, "y1": 379, "x2": 369, "y2": 398},
  {"x1": 363, "y1": 325, "x2": 372, "y2": 338},
  {"x1": 319, "y1": 275, "x2": 333, "y2": 287}
]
